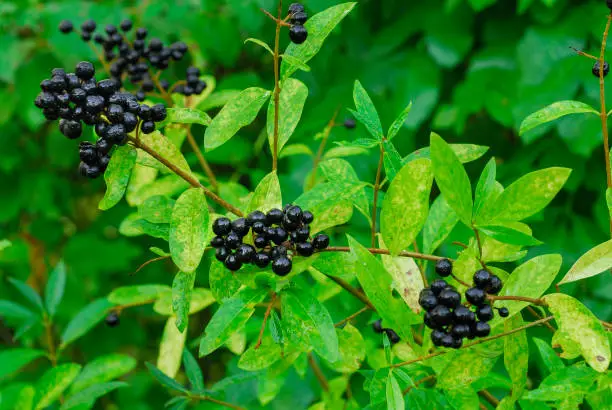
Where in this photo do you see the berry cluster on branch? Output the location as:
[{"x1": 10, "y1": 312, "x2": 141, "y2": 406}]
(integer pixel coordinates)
[
  {"x1": 288, "y1": 3, "x2": 309, "y2": 44},
  {"x1": 211, "y1": 205, "x2": 330, "y2": 276}
]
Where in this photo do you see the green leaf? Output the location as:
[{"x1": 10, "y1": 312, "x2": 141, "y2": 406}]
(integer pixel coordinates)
[
  {"x1": 209, "y1": 259, "x2": 241, "y2": 302},
  {"x1": 107, "y1": 285, "x2": 170, "y2": 305},
  {"x1": 532, "y1": 338, "x2": 565, "y2": 374},
  {"x1": 523, "y1": 363, "x2": 599, "y2": 402},
  {"x1": 323, "y1": 146, "x2": 368, "y2": 159},
  {"x1": 324, "y1": 324, "x2": 366, "y2": 373},
  {"x1": 169, "y1": 188, "x2": 209, "y2": 273},
  {"x1": 445, "y1": 388, "x2": 480, "y2": 410},
  {"x1": 244, "y1": 38, "x2": 274, "y2": 55},
  {"x1": 172, "y1": 271, "x2": 195, "y2": 333},
  {"x1": 478, "y1": 224, "x2": 542, "y2": 246},
  {"x1": 138, "y1": 195, "x2": 175, "y2": 224},
  {"x1": 496, "y1": 254, "x2": 562, "y2": 320},
  {"x1": 334, "y1": 138, "x2": 379, "y2": 149},
  {"x1": 504, "y1": 315, "x2": 529, "y2": 405},
  {"x1": 0, "y1": 384, "x2": 35, "y2": 410},
  {"x1": 430, "y1": 133, "x2": 473, "y2": 226},
  {"x1": 438, "y1": 350, "x2": 499, "y2": 388},
  {"x1": 0, "y1": 348, "x2": 45, "y2": 379},
  {"x1": 137, "y1": 131, "x2": 191, "y2": 176},
  {"x1": 60, "y1": 298, "x2": 114, "y2": 348},
  {"x1": 543, "y1": 293, "x2": 610, "y2": 372},
  {"x1": 403, "y1": 143, "x2": 489, "y2": 165},
  {"x1": 380, "y1": 236, "x2": 424, "y2": 314},
  {"x1": 158, "y1": 107, "x2": 212, "y2": 129},
  {"x1": 347, "y1": 236, "x2": 421, "y2": 343},
  {"x1": 280, "y1": 143, "x2": 313, "y2": 158},
  {"x1": 351, "y1": 80, "x2": 383, "y2": 140},
  {"x1": 199, "y1": 288, "x2": 267, "y2": 357},
  {"x1": 281, "y1": 2, "x2": 357, "y2": 79},
  {"x1": 99, "y1": 145, "x2": 137, "y2": 210},
  {"x1": 238, "y1": 336, "x2": 282, "y2": 371},
  {"x1": 380, "y1": 158, "x2": 433, "y2": 255},
  {"x1": 559, "y1": 239, "x2": 612, "y2": 285},
  {"x1": 267, "y1": 78, "x2": 308, "y2": 154},
  {"x1": 247, "y1": 171, "x2": 282, "y2": 215},
  {"x1": 69, "y1": 354, "x2": 136, "y2": 393},
  {"x1": 33, "y1": 363, "x2": 81, "y2": 410},
  {"x1": 154, "y1": 287, "x2": 214, "y2": 316},
  {"x1": 485, "y1": 168, "x2": 571, "y2": 223},
  {"x1": 204, "y1": 87, "x2": 271, "y2": 151},
  {"x1": 385, "y1": 373, "x2": 404, "y2": 410},
  {"x1": 519, "y1": 101, "x2": 599, "y2": 135},
  {"x1": 157, "y1": 316, "x2": 188, "y2": 378},
  {"x1": 44, "y1": 260, "x2": 66, "y2": 318},
  {"x1": 145, "y1": 362, "x2": 189, "y2": 394},
  {"x1": 473, "y1": 158, "x2": 497, "y2": 221},
  {"x1": 387, "y1": 102, "x2": 412, "y2": 140},
  {"x1": 383, "y1": 140, "x2": 404, "y2": 182},
  {"x1": 318, "y1": 159, "x2": 369, "y2": 221},
  {"x1": 182, "y1": 349, "x2": 204, "y2": 393},
  {"x1": 280, "y1": 54, "x2": 311, "y2": 73},
  {"x1": 8, "y1": 278, "x2": 44, "y2": 313},
  {"x1": 281, "y1": 286, "x2": 339, "y2": 362},
  {"x1": 269, "y1": 310, "x2": 284, "y2": 346},
  {"x1": 61, "y1": 381, "x2": 127, "y2": 410},
  {"x1": 0, "y1": 300, "x2": 34, "y2": 319},
  {"x1": 423, "y1": 195, "x2": 459, "y2": 254}
]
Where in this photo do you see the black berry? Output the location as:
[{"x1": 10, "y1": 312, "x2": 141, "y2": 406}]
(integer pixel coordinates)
[
  {"x1": 79, "y1": 142, "x2": 98, "y2": 164},
  {"x1": 593, "y1": 60, "x2": 610, "y2": 78},
  {"x1": 372, "y1": 319, "x2": 383, "y2": 334},
  {"x1": 225, "y1": 232, "x2": 241, "y2": 249},
  {"x1": 254, "y1": 236, "x2": 269, "y2": 249},
  {"x1": 498, "y1": 307, "x2": 510, "y2": 318},
  {"x1": 451, "y1": 324, "x2": 471, "y2": 339},
  {"x1": 213, "y1": 217, "x2": 232, "y2": 236},
  {"x1": 231, "y1": 218, "x2": 250, "y2": 237},
  {"x1": 271, "y1": 245, "x2": 287, "y2": 259},
  {"x1": 291, "y1": 11, "x2": 308, "y2": 25},
  {"x1": 430, "y1": 279, "x2": 448, "y2": 296},
  {"x1": 140, "y1": 121, "x2": 156, "y2": 134},
  {"x1": 81, "y1": 19, "x2": 96, "y2": 33},
  {"x1": 75, "y1": 61, "x2": 95, "y2": 80},
  {"x1": 105, "y1": 312, "x2": 120, "y2": 327},
  {"x1": 465, "y1": 287, "x2": 487, "y2": 306},
  {"x1": 384, "y1": 329, "x2": 400, "y2": 345},
  {"x1": 235, "y1": 244, "x2": 256, "y2": 263},
  {"x1": 288, "y1": 3, "x2": 305, "y2": 14},
  {"x1": 431, "y1": 329, "x2": 446, "y2": 346},
  {"x1": 452, "y1": 306, "x2": 475, "y2": 324},
  {"x1": 429, "y1": 305, "x2": 452, "y2": 327},
  {"x1": 151, "y1": 104, "x2": 167, "y2": 121},
  {"x1": 272, "y1": 256, "x2": 292, "y2": 276},
  {"x1": 59, "y1": 120, "x2": 82, "y2": 139},
  {"x1": 476, "y1": 305, "x2": 494, "y2": 322},
  {"x1": 254, "y1": 252, "x2": 271, "y2": 268},
  {"x1": 224, "y1": 254, "x2": 242, "y2": 271},
  {"x1": 302, "y1": 211, "x2": 314, "y2": 224},
  {"x1": 487, "y1": 275, "x2": 503, "y2": 295},
  {"x1": 312, "y1": 234, "x2": 330, "y2": 250},
  {"x1": 473, "y1": 269, "x2": 491, "y2": 289},
  {"x1": 120, "y1": 19, "x2": 133, "y2": 32},
  {"x1": 473, "y1": 321, "x2": 491, "y2": 337},
  {"x1": 295, "y1": 242, "x2": 314, "y2": 257},
  {"x1": 289, "y1": 25, "x2": 308, "y2": 45},
  {"x1": 435, "y1": 258, "x2": 453, "y2": 277},
  {"x1": 210, "y1": 236, "x2": 225, "y2": 248},
  {"x1": 266, "y1": 208, "x2": 283, "y2": 225},
  {"x1": 344, "y1": 118, "x2": 356, "y2": 129},
  {"x1": 59, "y1": 20, "x2": 73, "y2": 34},
  {"x1": 215, "y1": 247, "x2": 229, "y2": 262},
  {"x1": 438, "y1": 289, "x2": 461, "y2": 308}
]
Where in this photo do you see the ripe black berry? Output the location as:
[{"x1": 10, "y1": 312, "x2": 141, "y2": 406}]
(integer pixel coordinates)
[
  {"x1": 266, "y1": 208, "x2": 283, "y2": 225},
  {"x1": 151, "y1": 104, "x2": 167, "y2": 121},
  {"x1": 272, "y1": 256, "x2": 292, "y2": 276},
  {"x1": 465, "y1": 287, "x2": 487, "y2": 306},
  {"x1": 106, "y1": 124, "x2": 127, "y2": 145},
  {"x1": 105, "y1": 312, "x2": 120, "y2": 327},
  {"x1": 123, "y1": 113, "x2": 138, "y2": 132},
  {"x1": 141, "y1": 121, "x2": 156, "y2": 134},
  {"x1": 79, "y1": 142, "x2": 98, "y2": 164},
  {"x1": 429, "y1": 305, "x2": 452, "y2": 327},
  {"x1": 247, "y1": 210, "x2": 266, "y2": 226},
  {"x1": 213, "y1": 217, "x2": 232, "y2": 236},
  {"x1": 225, "y1": 232, "x2": 241, "y2": 249},
  {"x1": 254, "y1": 252, "x2": 271, "y2": 268},
  {"x1": 312, "y1": 234, "x2": 330, "y2": 249},
  {"x1": 231, "y1": 218, "x2": 250, "y2": 237},
  {"x1": 344, "y1": 118, "x2": 356, "y2": 129},
  {"x1": 608, "y1": 0, "x2": 612, "y2": 11},
  {"x1": 59, "y1": 120, "x2": 82, "y2": 139},
  {"x1": 487, "y1": 275, "x2": 503, "y2": 295},
  {"x1": 81, "y1": 32, "x2": 92, "y2": 42},
  {"x1": 120, "y1": 19, "x2": 133, "y2": 32},
  {"x1": 419, "y1": 294, "x2": 438, "y2": 312},
  {"x1": 476, "y1": 305, "x2": 494, "y2": 322},
  {"x1": 59, "y1": 20, "x2": 73, "y2": 34},
  {"x1": 271, "y1": 227, "x2": 288, "y2": 245},
  {"x1": 215, "y1": 247, "x2": 229, "y2": 262},
  {"x1": 285, "y1": 205, "x2": 303, "y2": 222},
  {"x1": 452, "y1": 306, "x2": 475, "y2": 324},
  {"x1": 302, "y1": 211, "x2": 314, "y2": 224},
  {"x1": 291, "y1": 227, "x2": 310, "y2": 242},
  {"x1": 296, "y1": 242, "x2": 314, "y2": 256},
  {"x1": 235, "y1": 244, "x2": 256, "y2": 263},
  {"x1": 498, "y1": 307, "x2": 510, "y2": 318},
  {"x1": 136, "y1": 27, "x2": 148, "y2": 39},
  {"x1": 84, "y1": 95, "x2": 105, "y2": 114},
  {"x1": 224, "y1": 254, "x2": 242, "y2": 271},
  {"x1": 473, "y1": 321, "x2": 491, "y2": 337},
  {"x1": 372, "y1": 319, "x2": 383, "y2": 333},
  {"x1": 75, "y1": 61, "x2": 95, "y2": 80},
  {"x1": 271, "y1": 245, "x2": 287, "y2": 259},
  {"x1": 252, "y1": 222, "x2": 266, "y2": 234},
  {"x1": 96, "y1": 138, "x2": 113, "y2": 155},
  {"x1": 435, "y1": 258, "x2": 453, "y2": 277},
  {"x1": 254, "y1": 236, "x2": 269, "y2": 249},
  {"x1": 81, "y1": 19, "x2": 96, "y2": 32},
  {"x1": 430, "y1": 279, "x2": 448, "y2": 296},
  {"x1": 593, "y1": 60, "x2": 610, "y2": 78},
  {"x1": 473, "y1": 269, "x2": 491, "y2": 289},
  {"x1": 431, "y1": 329, "x2": 446, "y2": 346},
  {"x1": 438, "y1": 289, "x2": 461, "y2": 308},
  {"x1": 441, "y1": 334, "x2": 454, "y2": 348},
  {"x1": 282, "y1": 216, "x2": 300, "y2": 231},
  {"x1": 210, "y1": 236, "x2": 225, "y2": 248},
  {"x1": 288, "y1": 3, "x2": 305, "y2": 14},
  {"x1": 289, "y1": 25, "x2": 308, "y2": 45},
  {"x1": 384, "y1": 329, "x2": 400, "y2": 344},
  {"x1": 451, "y1": 324, "x2": 471, "y2": 339},
  {"x1": 79, "y1": 162, "x2": 102, "y2": 179},
  {"x1": 105, "y1": 24, "x2": 118, "y2": 35},
  {"x1": 451, "y1": 337, "x2": 463, "y2": 349}
]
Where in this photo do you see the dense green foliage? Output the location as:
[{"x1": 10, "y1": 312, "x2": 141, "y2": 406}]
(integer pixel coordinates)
[{"x1": 1, "y1": 0, "x2": 611, "y2": 409}]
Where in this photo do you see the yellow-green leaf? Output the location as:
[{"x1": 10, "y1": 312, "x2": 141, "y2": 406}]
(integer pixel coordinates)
[
  {"x1": 519, "y1": 101, "x2": 598, "y2": 135},
  {"x1": 172, "y1": 271, "x2": 195, "y2": 332},
  {"x1": 247, "y1": 171, "x2": 282, "y2": 215},
  {"x1": 137, "y1": 130, "x2": 191, "y2": 175},
  {"x1": 99, "y1": 145, "x2": 137, "y2": 210},
  {"x1": 157, "y1": 316, "x2": 187, "y2": 378},
  {"x1": 34, "y1": 363, "x2": 82, "y2": 410},
  {"x1": 267, "y1": 78, "x2": 308, "y2": 154},
  {"x1": 169, "y1": 188, "x2": 209, "y2": 273},
  {"x1": 559, "y1": 239, "x2": 612, "y2": 285}
]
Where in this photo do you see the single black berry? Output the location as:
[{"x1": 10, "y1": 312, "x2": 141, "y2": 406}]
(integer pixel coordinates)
[
  {"x1": 285, "y1": 205, "x2": 303, "y2": 222},
  {"x1": 473, "y1": 269, "x2": 491, "y2": 289},
  {"x1": 253, "y1": 252, "x2": 270, "y2": 268},
  {"x1": 123, "y1": 112, "x2": 138, "y2": 132},
  {"x1": 384, "y1": 329, "x2": 400, "y2": 345},
  {"x1": 476, "y1": 305, "x2": 494, "y2": 322},
  {"x1": 487, "y1": 275, "x2": 503, "y2": 295},
  {"x1": 151, "y1": 104, "x2": 167, "y2": 121},
  {"x1": 266, "y1": 208, "x2": 283, "y2": 225},
  {"x1": 271, "y1": 245, "x2": 287, "y2": 259},
  {"x1": 291, "y1": 11, "x2": 308, "y2": 25},
  {"x1": 252, "y1": 221, "x2": 266, "y2": 234},
  {"x1": 59, "y1": 20, "x2": 73, "y2": 34},
  {"x1": 79, "y1": 162, "x2": 102, "y2": 179},
  {"x1": 438, "y1": 289, "x2": 461, "y2": 308},
  {"x1": 120, "y1": 19, "x2": 133, "y2": 32},
  {"x1": 231, "y1": 218, "x2": 250, "y2": 237},
  {"x1": 235, "y1": 244, "x2": 256, "y2": 263},
  {"x1": 215, "y1": 247, "x2": 229, "y2": 262},
  {"x1": 419, "y1": 293, "x2": 438, "y2": 312},
  {"x1": 289, "y1": 25, "x2": 308, "y2": 45},
  {"x1": 465, "y1": 287, "x2": 487, "y2": 306},
  {"x1": 105, "y1": 24, "x2": 118, "y2": 35},
  {"x1": 291, "y1": 226, "x2": 310, "y2": 242},
  {"x1": 271, "y1": 227, "x2": 288, "y2": 245},
  {"x1": 451, "y1": 337, "x2": 463, "y2": 349},
  {"x1": 247, "y1": 210, "x2": 267, "y2": 226},
  {"x1": 79, "y1": 142, "x2": 98, "y2": 164},
  {"x1": 282, "y1": 215, "x2": 301, "y2": 231},
  {"x1": 372, "y1": 319, "x2": 384, "y2": 333},
  {"x1": 431, "y1": 329, "x2": 446, "y2": 346},
  {"x1": 75, "y1": 61, "x2": 95, "y2": 80},
  {"x1": 441, "y1": 334, "x2": 454, "y2": 348},
  {"x1": 225, "y1": 232, "x2": 241, "y2": 249},
  {"x1": 312, "y1": 234, "x2": 330, "y2": 249},
  {"x1": 272, "y1": 256, "x2": 292, "y2": 276},
  {"x1": 254, "y1": 236, "x2": 269, "y2": 249},
  {"x1": 473, "y1": 321, "x2": 491, "y2": 337},
  {"x1": 210, "y1": 236, "x2": 225, "y2": 248},
  {"x1": 429, "y1": 305, "x2": 452, "y2": 327},
  {"x1": 452, "y1": 306, "x2": 475, "y2": 324},
  {"x1": 302, "y1": 210, "x2": 314, "y2": 224},
  {"x1": 451, "y1": 324, "x2": 471, "y2": 339},
  {"x1": 344, "y1": 118, "x2": 356, "y2": 129},
  {"x1": 224, "y1": 254, "x2": 242, "y2": 271},
  {"x1": 81, "y1": 31, "x2": 92, "y2": 42},
  {"x1": 213, "y1": 217, "x2": 232, "y2": 236},
  {"x1": 498, "y1": 307, "x2": 510, "y2": 318},
  {"x1": 59, "y1": 120, "x2": 82, "y2": 139},
  {"x1": 608, "y1": 0, "x2": 612, "y2": 11},
  {"x1": 105, "y1": 312, "x2": 120, "y2": 327},
  {"x1": 295, "y1": 242, "x2": 314, "y2": 257},
  {"x1": 593, "y1": 60, "x2": 610, "y2": 78},
  {"x1": 288, "y1": 3, "x2": 305, "y2": 14},
  {"x1": 81, "y1": 19, "x2": 96, "y2": 32},
  {"x1": 435, "y1": 258, "x2": 453, "y2": 277},
  {"x1": 106, "y1": 124, "x2": 127, "y2": 145},
  {"x1": 430, "y1": 279, "x2": 448, "y2": 296},
  {"x1": 141, "y1": 121, "x2": 156, "y2": 134},
  {"x1": 96, "y1": 138, "x2": 113, "y2": 155}
]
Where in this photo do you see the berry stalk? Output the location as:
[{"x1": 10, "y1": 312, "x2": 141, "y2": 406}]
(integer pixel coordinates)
[
  {"x1": 271, "y1": 0, "x2": 283, "y2": 171},
  {"x1": 599, "y1": 13, "x2": 612, "y2": 235},
  {"x1": 371, "y1": 143, "x2": 385, "y2": 247},
  {"x1": 321, "y1": 246, "x2": 446, "y2": 262},
  {"x1": 186, "y1": 126, "x2": 219, "y2": 191}
]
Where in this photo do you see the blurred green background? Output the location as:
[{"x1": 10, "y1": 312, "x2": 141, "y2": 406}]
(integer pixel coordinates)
[{"x1": 1, "y1": 0, "x2": 611, "y2": 408}]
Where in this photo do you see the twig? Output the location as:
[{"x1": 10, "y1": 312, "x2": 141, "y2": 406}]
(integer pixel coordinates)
[
  {"x1": 85, "y1": 40, "x2": 112, "y2": 77},
  {"x1": 150, "y1": 70, "x2": 174, "y2": 106},
  {"x1": 326, "y1": 275, "x2": 375, "y2": 310},
  {"x1": 308, "y1": 353, "x2": 329, "y2": 392},
  {"x1": 130, "y1": 137, "x2": 243, "y2": 216},
  {"x1": 371, "y1": 144, "x2": 385, "y2": 247},
  {"x1": 132, "y1": 255, "x2": 171, "y2": 275},
  {"x1": 526, "y1": 306, "x2": 556, "y2": 333},
  {"x1": 451, "y1": 273, "x2": 471, "y2": 288},
  {"x1": 334, "y1": 306, "x2": 370, "y2": 327},
  {"x1": 321, "y1": 246, "x2": 445, "y2": 262},
  {"x1": 186, "y1": 126, "x2": 219, "y2": 191},
  {"x1": 271, "y1": 1, "x2": 283, "y2": 171},
  {"x1": 599, "y1": 13, "x2": 612, "y2": 235},
  {"x1": 488, "y1": 295, "x2": 547, "y2": 306},
  {"x1": 309, "y1": 109, "x2": 340, "y2": 188},
  {"x1": 478, "y1": 390, "x2": 500, "y2": 407},
  {"x1": 43, "y1": 315, "x2": 57, "y2": 366},
  {"x1": 255, "y1": 294, "x2": 276, "y2": 349},
  {"x1": 401, "y1": 375, "x2": 435, "y2": 396},
  {"x1": 192, "y1": 395, "x2": 246, "y2": 410},
  {"x1": 391, "y1": 316, "x2": 554, "y2": 368},
  {"x1": 570, "y1": 46, "x2": 598, "y2": 60}
]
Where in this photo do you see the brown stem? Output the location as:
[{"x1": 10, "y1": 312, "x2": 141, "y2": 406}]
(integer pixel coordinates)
[
  {"x1": 371, "y1": 143, "x2": 385, "y2": 247},
  {"x1": 527, "y1": 306, "x2": 556, "y2": 333},
  {"x1": 309, "y1": 109, "x2": 340, "y2": 188},
  {"x1": 478, "y1": 390, "x2": 500, "y2": 407},
  {"x1": 130, "y1": 137, "x2": 243, "y2": 216},
  {"x1": 402, "y1": 375, "x2": 436, "y2": 396},
  {"x1": 321, "y1": 246, "x2": 445, "y2": 262},
  {"x1": 255, "y1": 294, "x2": 276, "y2": 349},
  {"x1": 391, "y1": 316, "x2": 554, "y2": 368},
  {"x1": 43, "y1": 316, "x2": 57, "y2": 366},
  {"x1": 192, "y1": 395, "x2": 246, "y2": 410},
  {"x1": 132, "y1": 255, "x2": 171, "y2": 275},
  {"x1": 599, "y1": 14, "x2": 612, "y2": 235},
  {"x1": 150, "y1": 70, "x2": 174, "y2": 106},
  {"x1": 488, "y1": 295, "x2": 547, "y2": 306},
  {"x1": 186, "y1": 127, "x2": 219, "y2": 191},
  {"x1": 271, "y1": 0, "x2": 283, "y2": 171},
  {"x1": 308, "y1": 353, "x2": 329, "y2": 392},
  {"x1": 326, "y1": 275, "x2": 375, "y2": 310},
  {"x1": 570, "y1": 47, "x2": 598, "y2": 60},
  {"x1": 334, "y1": 306, "x2": 370, "y2": 327}
]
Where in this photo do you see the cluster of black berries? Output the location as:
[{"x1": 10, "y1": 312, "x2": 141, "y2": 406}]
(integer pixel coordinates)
[
  {"x1": 288, "y1": 3, "x2": 309, "y2": 44},
  {"x1": 419, "y1": 259, "x2": 509, "y2": 349},
  {"x1": 210, "y1": 205, "x2": 330, "y2": 276},
  {"x1": 592, "y1": 60, "x2": 610, "y2": 78},
  {"x1": 372, "y1": 319, "x2": 400, "y2": 345},
  {"x1": 58, "y1": 19, "x2": 206, "y2": 99},
  {"x1": 34, "y1": 61, "x2": 167, "y2": 178}
]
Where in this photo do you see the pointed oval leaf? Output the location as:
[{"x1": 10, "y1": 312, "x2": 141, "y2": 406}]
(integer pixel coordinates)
[
  {"x1": 351, "y1": 80, "x2": 383, "y2": 139},
  {"x1": 319, "y1": 159, "x2": 370, "y2": 221},
  {"x1": 559, "y1": 239, "x2": 612, "y2": 285},
  {"x1": 157, "y1": 316, "x2": 188, "y2": 378},
  {"x1": 170, "y1": 188, "x2": 209, "y2": 273},
  {"x1": 158, "y1": 107, "x2": 212, "y2": 129},
  {"x1": 423, "y1": 195, "x2": 459, "y2": 254},
  {"x1": 238, "y1": 336, "x2": 282, "y2": 371},
  {"x1": 107, "y1": 285, "x2": 170, "y2": 305},
  {"x1": 403, "y1": 143, "x2": 489, "y2": 165},
  {"x1": 280, "y1": 54, "x2": 311, "y2": 73},
  {"x1": 60, "y1": 381, "x2": 127, "y2": 410},
  {"x1": 504, "y1": 315, "x2": 529, "y2": 404},
  {"x1": 324, "y1": 324, "x2": 366, "y2": 374},
  {"x1": 204, "y1": 87, "x2": 271, "y2": 151},
  {"x1": 0, "y1": 348, "x2": 46, "y2": 379},
  {"x1": 279, "y1": 143, "x2": 313, "y2": 158},
  {"x1": 281, "y1": 2, "x2": 357, "y2": 79},
  {"x1": 209, "y1": 259, "x2": 241, "y2": 302},
  {"x1": 154, "y1": 287, "x2": 214, "y2": 316},
  {"x1": 60, "y1": 298, "x2": 114, "y2": 348},
  {"x1": 247, "y1": 171, "x2": 282, "y2": 215},
  {"x1": 69, "y1": 354, "x2": 136, "y2": 393},
  {"x1": 387, "y1": 102, "x2": 413, "y2": 140},
  {"x1": 519, "y1": 101, "x2": 598, "y2": 135},
  {"x1": 430, "y1": 133, "x2": 473, "y2": 226},
  {"x1": 172, "y1": 271, "x2": 195, "y2": 332},
  {"x1": 478, "y1": 225, "x2": 542, "y2": 246},
  {"x1": 0, "y1": 300, "x2": 34, "y2": 319},
  {"x1": 33, "y1": 363, "x2": 82, "y2": 410},
  {"x1": 145, "y1": 362, "x2": 189, "y2": 394},
  {"x1": 543, "y1": 293, "x2": 610, "y2": 372},
  {"x1": 45, "y1": 260, "x2": 66, "y2": 318},
  {"x1": 245, "y1": 38, "x2": 274, "y2": 55},
  {"x1": 182, "y1": 349, "x2": 204, "y2": 393},
  {"x1": 99, "y1": 145, "x2": 137, "y2": 210},
  {"x1": 267, "y1": 78, "x2": 308, "y2": 154},
  {"x1": 473, "y1": 158, "x2": 497, "y2": 221},
  {"x1": 137, "y1": 130, "x2": 191, "y2": 175},
  {"x1": 381, "y1": 158, "x2": 433, "y2": 255},
  {"x1": 385, "y1": 373, "x2": 404, "y2": 410},
  {"x1": 138, "y1": 195, "x2": 175, "y2": 224},
  {"x1": 8, "y1": 278, "x2": 44, "y2": 313},
  {"x1": 532, "y1": 338, "x2": 565, "y2": 374}
]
